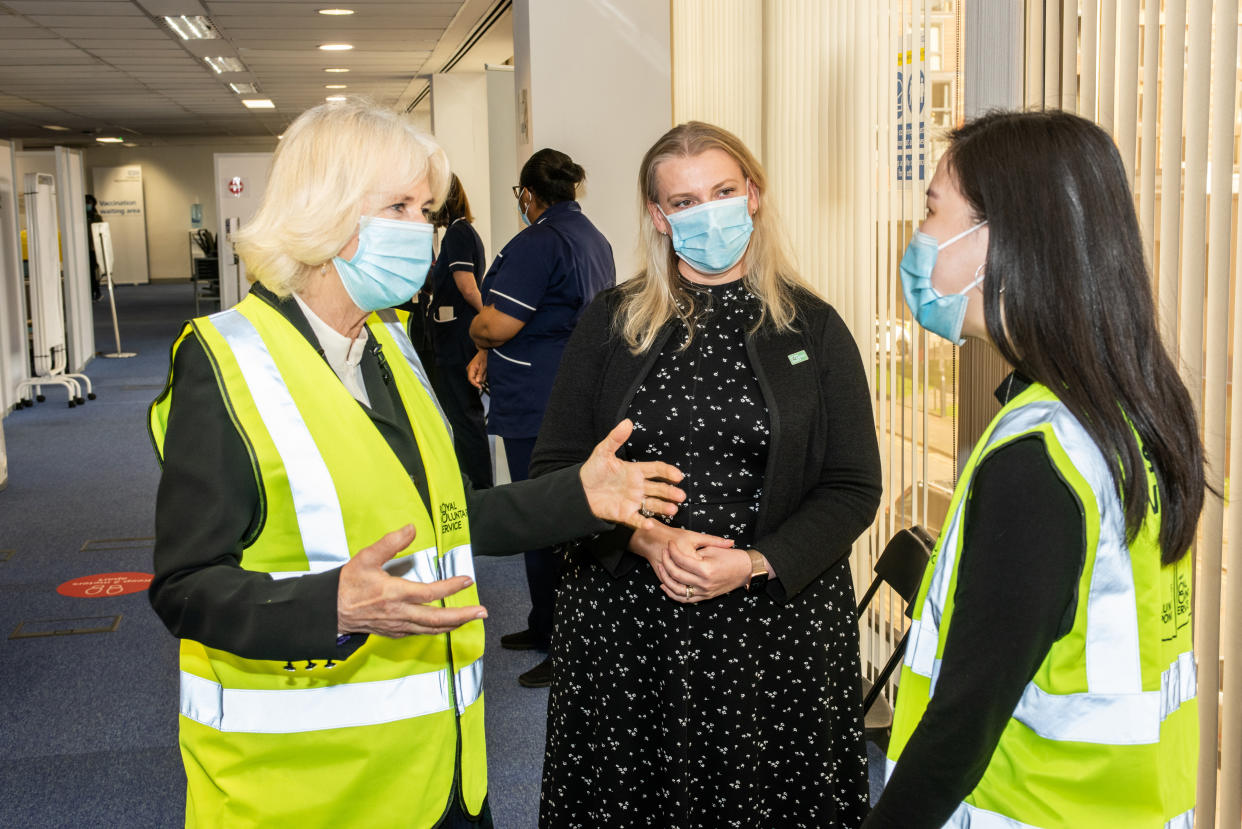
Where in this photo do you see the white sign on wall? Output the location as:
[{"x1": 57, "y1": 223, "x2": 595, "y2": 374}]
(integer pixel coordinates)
[{"x1": 91, "y1": 165, "x2": 149, "y2": 284}]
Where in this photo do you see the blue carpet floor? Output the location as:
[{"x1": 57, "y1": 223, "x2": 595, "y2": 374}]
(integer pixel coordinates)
[{"x1": 0, "y1": 283, "x2": 884, "y2": 828}]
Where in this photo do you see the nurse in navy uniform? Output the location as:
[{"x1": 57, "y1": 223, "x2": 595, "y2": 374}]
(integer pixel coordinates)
[{"x1": 468, "y1": 148, "x2": 615, "y2": 687}]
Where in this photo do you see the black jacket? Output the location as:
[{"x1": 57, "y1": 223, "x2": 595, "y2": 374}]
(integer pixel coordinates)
[
  {"x1": 530, "y1": 284, "x2": 882, "y2": 600},
  {"x1": 149, "y1": 284, "x2": 609, "y2": 661}
]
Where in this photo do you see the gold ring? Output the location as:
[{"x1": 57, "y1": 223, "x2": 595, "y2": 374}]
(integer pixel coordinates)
[{"x1": 685, "y1": 585, "x2": 693, "y2": 599}]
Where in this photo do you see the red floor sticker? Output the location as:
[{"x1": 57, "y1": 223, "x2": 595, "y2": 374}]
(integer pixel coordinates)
[{"x1": 57, "y1": 572, "x2": 153, "y2": 598}]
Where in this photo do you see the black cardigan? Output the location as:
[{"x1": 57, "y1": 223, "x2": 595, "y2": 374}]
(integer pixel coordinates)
[{"x1": 530, "y1": 284, "x2": 883, "y2": 600}]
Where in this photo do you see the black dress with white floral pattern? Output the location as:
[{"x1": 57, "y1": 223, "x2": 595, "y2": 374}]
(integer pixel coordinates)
[{"x1": 540, "y1": 280, "x2": 869, "y2": 828}]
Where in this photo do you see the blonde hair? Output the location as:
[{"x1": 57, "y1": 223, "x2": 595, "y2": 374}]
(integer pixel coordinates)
[
  {"x1": 233, "y1": 97, "x2": 450, "y2": 297},
  {"x1": 618, "y1": 121, "x2": 808, "y2": 354}
]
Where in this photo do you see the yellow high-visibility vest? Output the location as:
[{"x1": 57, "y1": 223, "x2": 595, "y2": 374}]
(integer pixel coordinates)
[
  {"x1": 886, "y1": 381, "x2": 1196, "y2": 829},
  {"x1": 150, "y1": 295, "x2": 486, "y2": 828}
]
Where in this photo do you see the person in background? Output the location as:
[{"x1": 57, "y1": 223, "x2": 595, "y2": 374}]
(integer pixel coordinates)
[
  {"x1": 147, "y1": 98, "x2": 685, "y2": 829},
  {"x1": 531, "y1": 121, "x2": 882, "y2": 827},
  {"x1": 85, "y1": 194, "x2": 103, "y2": 300},
  {"x1": 426, "y1": 174, "x2": 492, "y2": 490},
  {"x1": 468, "y1": 148, "x2": 615, "y2": 688},
  {"x1": 865, "y1": 109, "x2": 1205, "y2": 828}
]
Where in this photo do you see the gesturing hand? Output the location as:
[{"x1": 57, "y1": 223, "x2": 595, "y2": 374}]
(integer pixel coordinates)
[
  {"x1": 579, "y1": 419, "x2": 686, "y2": 530},
  {"x1": 337, "y1": 525, "x2": 487, "y2": 638}
]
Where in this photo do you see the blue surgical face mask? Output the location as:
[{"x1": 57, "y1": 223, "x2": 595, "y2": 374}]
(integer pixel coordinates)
[
  {"x1": 517, "y1": 188, "x2": 532, "y2": 227},
  {"x1": 660, "y1": 192, "x2": 754, "y2": 275},
  {"x1": 333, "y1": 216, "x2": 434, "y2": 312},
  {"x1": 899, "y1": 221, "x2": 987, "y2": 345}
]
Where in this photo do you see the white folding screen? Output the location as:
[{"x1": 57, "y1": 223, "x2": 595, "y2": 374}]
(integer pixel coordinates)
[
  {"x1": 54, "y1": 147, "x2": 93, "y2": 373},
  {"x1": 0, "y1": 140, "x2": 27, "y2": 415},
  {"x1": 1033, "y1": 3, "x2": 1241, "y2": 823}
]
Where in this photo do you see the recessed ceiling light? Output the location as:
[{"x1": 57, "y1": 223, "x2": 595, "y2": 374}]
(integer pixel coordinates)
[
  {"x1": 163, "y1": 15, "x2": 218, "y2": 40},
  {"x1": 318, "y1": 8, "x2": 355, "y2": 15},
  {"x1": 122, "y1": 142, "x2": 138, "y2": 148},
  {"x1": 319, "y1": 43, "x2": 354, "y2": 51},
  {"x1": 42, "y1": 125, "x2": 70, "y2": 132},
  {"x1": 229, "y1": 82, "x2": 258, "y2": 94},
  {"x1": 242, "y1": 99, "x2": 276, "y2": 109},
  {"x1": 325, "y1": 84, "x2": 347, "y2": 89},
  {"x1": 324, "y1": 67, "x2": 350, "y2": 73},
  {"x1": 96, "y1": 137, "x2": 124, "y2": 143},
  {"x1": 205, "y1": 56, "x2": 245, "y2": 74},
  {"x1": 326, "y1": 95, "x2": 347, "y2": 102}
]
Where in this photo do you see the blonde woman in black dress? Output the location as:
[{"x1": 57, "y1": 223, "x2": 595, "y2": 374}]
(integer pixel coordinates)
[{"x1": 531, "y1": 121, "x2": 882, "y2": 828}]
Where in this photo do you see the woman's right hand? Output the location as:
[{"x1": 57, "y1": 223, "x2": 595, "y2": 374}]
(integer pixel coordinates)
[
  {"x1": 337, "y1": 525, "x2": 486, "y2": 638},
  {"x1": 628, "y1": 523, "x2": 733, "y2": 587},
  {"x1": 467, "y1": 349, "x2": 487, "y2": 389}
]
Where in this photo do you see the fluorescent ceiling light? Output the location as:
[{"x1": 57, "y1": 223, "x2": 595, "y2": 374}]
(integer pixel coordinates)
[
  {"x1": 325, "y1": 84, "x2": 347, "y2": 89},
  {"x1": 326, "y1": 95, "x2": 347, "y2": 102},
  {"x1": 318, "y1": 43, "x2": 354, "y2": 51},
  {"x1": 95, "y1": 137, "x2": 124, "y2": 143},
  {"x1": 229, "y1": 82, "x2": 258, "y2": 94},
  {"x1": 164, "y1": 15, "x2": 218, "y2": 40},
  {"x1": 318, "y1": 8, "x2": 355, "y2": 15},
  {"x1": 242, "y1": 99, "x2": 276, "y2": 109},
  {"x1": 205, "y1": 56, "x2": 245, "y2": 74},
  {"x1": 323, "y1": 67, "x2": 350, "y2": 73},
  {"x1": 42, "y1": 125, "x2": 70, "y2": 131}
]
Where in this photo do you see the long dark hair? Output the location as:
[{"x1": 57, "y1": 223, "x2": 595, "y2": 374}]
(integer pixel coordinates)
[
  {"x1": 947, "y1": 109, "x2": 1205, "y2": 564},
  {"x1": 431, "y1": 173, "x2": 472, "y2": 228},
  {"x1": 519, "y1": 148, "x2": 585, "y2": 206}
]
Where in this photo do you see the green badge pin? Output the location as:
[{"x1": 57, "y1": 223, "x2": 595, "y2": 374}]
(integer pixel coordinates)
[{"x1": 788, "y1": 350, "x2": 809, "y2": 365}]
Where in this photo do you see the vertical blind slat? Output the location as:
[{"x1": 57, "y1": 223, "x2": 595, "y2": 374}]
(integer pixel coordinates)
[
  {"x1": 1115, "y1": 0, "x2": 1141, "y2": 182},
  {"x1": 1157, "y1": 0, "x2": 1187, "y2": 356}
]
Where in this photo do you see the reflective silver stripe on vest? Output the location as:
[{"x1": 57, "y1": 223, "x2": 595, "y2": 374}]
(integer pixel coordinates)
[
  {"x1": 180, "y1": 661, "x2": 482, "y2": 733},
  {"x1": 210, "y1": 309, "x2": 349, "y2": 572},
  {"x1": 1165, "y1": 807, "x2": 1194, "y2": 829},
  {"x1": 374, "y1": 309, "x2": 452, "y2": 434},
  {"x1": 944, "y1": 801, "x2": 1039, "y2": 828},
  {"x1": 441, "y1": 544, "x2": 476, "y2": 582},
  {"x1": 456, "y1": 658, "x2": 483, "y2": 715},
  {"x1": 180, "y1": 668, "x2": 452, "y2": 733},
  {"x1": 905, "y1": 396, "x2": 1195, "y2": 743}
]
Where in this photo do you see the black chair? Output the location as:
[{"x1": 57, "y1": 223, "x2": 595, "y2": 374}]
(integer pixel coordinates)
[{"x1": 857, "y1": 525, "x2": 934, "y2": 748}]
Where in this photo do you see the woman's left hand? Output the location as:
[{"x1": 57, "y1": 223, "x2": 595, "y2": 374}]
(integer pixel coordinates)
[
  {"x1": 579, "y1": 419, "x2": 685, "y2": 529},
  {"x1": 658, "y1": 537, "x2": 752, "y2": 603}
]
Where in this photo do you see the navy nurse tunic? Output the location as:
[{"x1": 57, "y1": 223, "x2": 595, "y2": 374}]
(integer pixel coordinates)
[{"x1": 480, "y1": 200, "x2": 615, "y2": 439}]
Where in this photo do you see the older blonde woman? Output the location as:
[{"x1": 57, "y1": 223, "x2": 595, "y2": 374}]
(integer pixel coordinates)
[
  {"x1": 532, "y1": 121, "x2": 882, "y2": 827},
  {"x1": 147, "y1": 99, "x2": 684, "y2": 829}
]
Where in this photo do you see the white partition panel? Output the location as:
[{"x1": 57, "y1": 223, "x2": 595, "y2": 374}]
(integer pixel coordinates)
[
  {"x1": 55, "y1": 147, "x2": 93, "y2": 371},
  {"x1": 24, "y1": 173, "x2": 65, "y2": 376},
  {"x1": 91, "y1": 165, "x2": 149, "y2": 285},
  {"x1": 0, "y1": 140, "x2": 26, "y2": 414}
]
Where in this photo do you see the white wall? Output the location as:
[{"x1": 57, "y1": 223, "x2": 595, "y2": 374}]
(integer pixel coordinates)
[
  {"x1": 513, "y1": 0, "x2": 672, "y2": 281},
  {"x1": 431, "y1": 72, "x2": 495, "y2": 257},
  {"x1": 486, "y1": 66, "x2": 521, "y2": 256},
  {"x1": 84, "y1": 140, "x2": 278, "y2": 282}
]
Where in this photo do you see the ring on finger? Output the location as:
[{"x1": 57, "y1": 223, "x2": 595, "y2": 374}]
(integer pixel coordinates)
[
  {"x1": 685, "y1": 585, "x2": 693, "y2": 599},
  {"x1": 639, "y1": 496, "x2": 656, "y2": 518}
]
